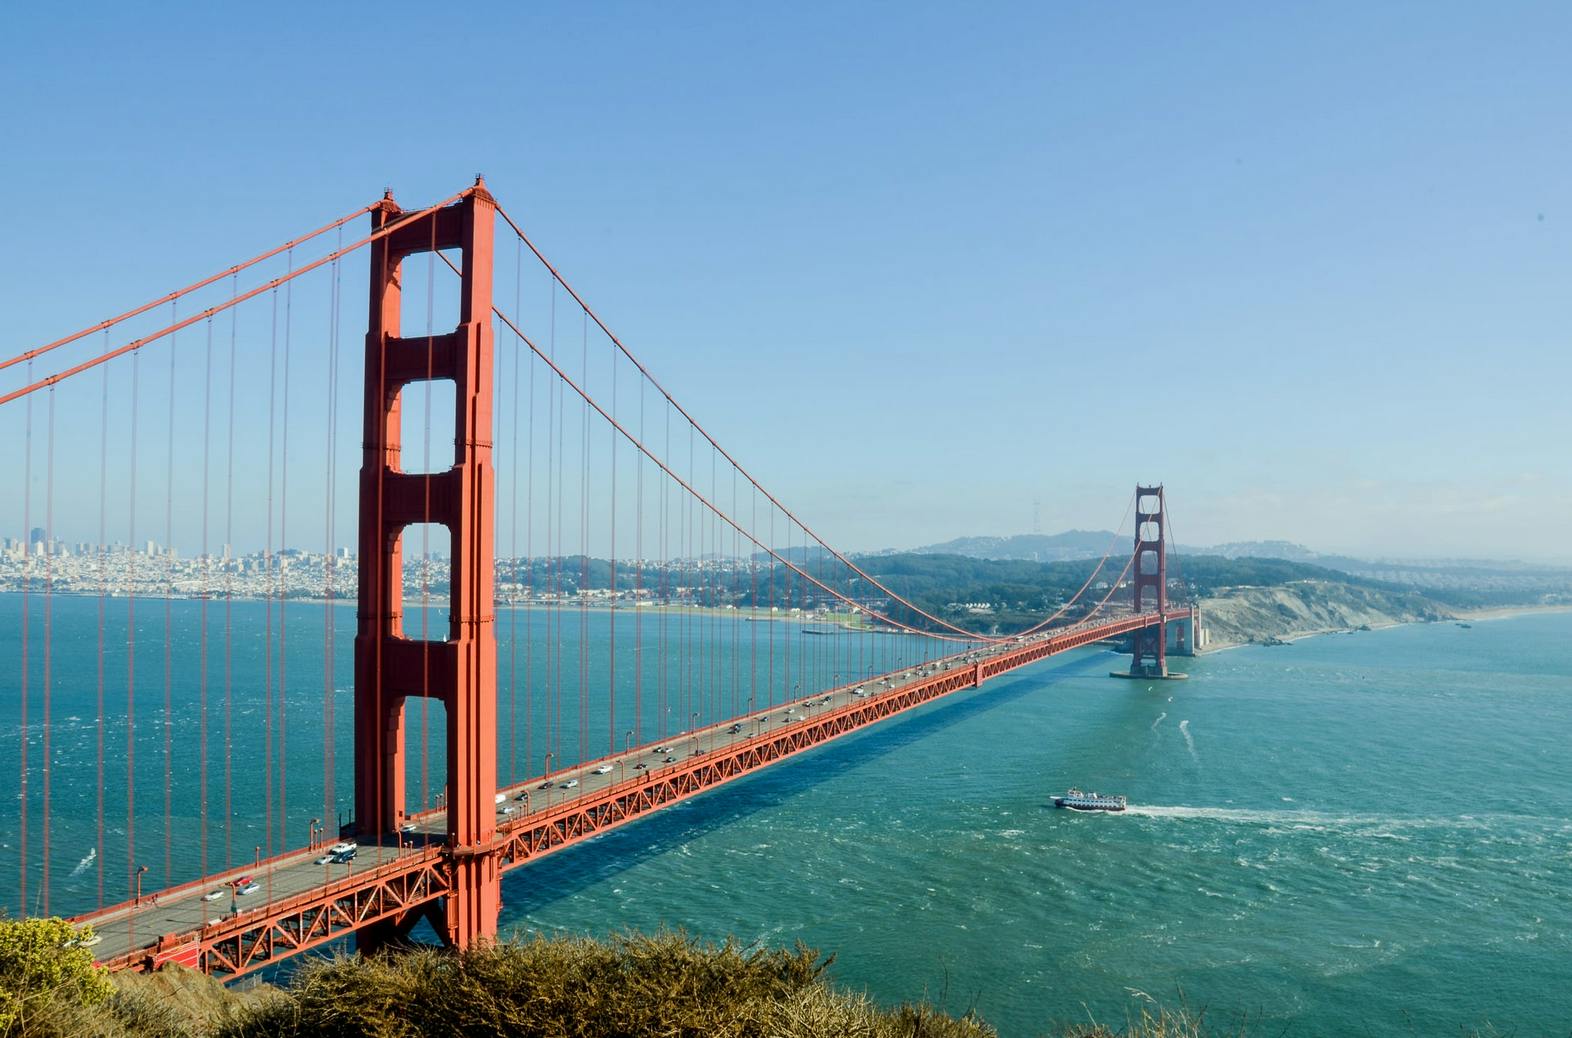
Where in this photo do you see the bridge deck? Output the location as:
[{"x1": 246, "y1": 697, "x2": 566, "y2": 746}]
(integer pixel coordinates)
[{"x1": 77, "y1": 609, "x2": 1184, "y2": 977}]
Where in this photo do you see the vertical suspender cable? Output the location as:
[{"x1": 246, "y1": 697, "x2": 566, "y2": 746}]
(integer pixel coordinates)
[
  {"x1": 659, "y1": 398, "x2": 669, "y2": 741},
  {"x1": 509, "y1": 240, "x2": 521, "y2": 786},
  {"x1": 544, "y1": 280, "x2": 556, "y2": 773},
  {"x1": 263, "y1": 286, "x2": 277, "y2": 859},
  {"x1": 42, "y1": 387, "x2": 55, "y2": 914},
  {"x1": 223, "y1": 276, "x2": 237, "y2": 870},
  {"x1": 323, "y1": 228, "x2": 342, "y2": 828},
  {"x1": 524, "y1": 279, "x2": 535, "y2": 781},
  {"x1": 750, "y1": 485, "x2": 757, "y2": 719},
  {"x1": 556, "y1": 295, "x2": 566, "y2": 768},
  {"x1": 731, "y1": 466, "x2": 739, "y2": 721},
  {"x1": 608, "y1": 330, "x2": 617, "y2": 759},
  {"x1": 96, "y1": 349, "x2": 109, "y2": 906},
  {"x1": 579, "y1": 310, "x2": 589, "y2": 766},
  {"x1": 279, "y1": 254, "x2": 294, "y2": 849},
  {"x1": 635, "y1": 379, "x2": 643, "y2": 743},
  {"x1": 125, "y1": 350, "x2": 139, "y2": 930},
  {"x1": 19, "y1": 360, "x2": 31, "y2": 914},
  {"x1": 200, "y1": 317, "x2": 213, "y2": 894},
  {"x1": 163, "y1": 303, "x2": 177, "y2": 887}
]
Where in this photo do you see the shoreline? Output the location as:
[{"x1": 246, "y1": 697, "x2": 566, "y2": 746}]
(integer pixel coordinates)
[
  {"x1": 1197, "y1": 601, "x2": 1572, "y2": 654},
  {"x1": 0, "y1": 589, "x2": 868, "y2": 628},
  {"x1": 1451, "y1": 603, "x2": 1572, "y2": 622}
]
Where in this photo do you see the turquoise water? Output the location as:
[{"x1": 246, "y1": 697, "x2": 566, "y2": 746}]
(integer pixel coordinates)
[
  {"x1": 4, "y1": 596, "x2": 1570, "y2": 1034},
  {"x1": 0, "y1": 593, "x2": 941, "y2": 909},
  {"x1": 497, "y1": 613, "x2": 1572, "y2": 1036}
]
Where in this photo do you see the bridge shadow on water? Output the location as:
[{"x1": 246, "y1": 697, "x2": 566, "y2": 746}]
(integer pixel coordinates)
[{"x1": 499, "y1": 651, "x2": 1115, "y2": 923}]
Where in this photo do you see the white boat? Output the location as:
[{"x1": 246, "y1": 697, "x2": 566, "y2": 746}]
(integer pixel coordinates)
[{"x1": 1052, "y1": 788, "x2": 1127, "y2": 812}]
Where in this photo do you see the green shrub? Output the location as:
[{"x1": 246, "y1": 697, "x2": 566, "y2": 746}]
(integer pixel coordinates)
[{"x1": 0, "y1": 916, "x2": 113, "y2": 1036}]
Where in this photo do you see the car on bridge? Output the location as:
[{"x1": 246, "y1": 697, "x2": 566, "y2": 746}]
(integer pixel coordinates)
[
  {"x1": 234, "y1": 877, "x2": 260, "y2": 896},
  {"x1": 312, "y1": 854, "x2": 335, "y2": 866},
  {"x1": 329, "y1": 841, "x2": 356, "y2": 855},
  {"x1": 201, "y1": 889, "x2": 225, "y2": 902},
  {"x1": 592, "y1": 764, "x2": 613, "y2": 774},
  {"x1": 559, "y1": 779, "x2": 579, "y2": 789}
]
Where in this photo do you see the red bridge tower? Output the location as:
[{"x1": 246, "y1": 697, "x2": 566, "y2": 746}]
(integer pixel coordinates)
[
  {"x1": 354, "y1": 180, "x2": 499, "y2": 948},
  {"x1": 1129, "y1": 484, "x2": 1169, "y2": 678}
]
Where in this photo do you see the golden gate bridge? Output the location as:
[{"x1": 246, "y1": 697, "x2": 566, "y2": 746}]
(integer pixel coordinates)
[{"x1": 1, "y1": 179, "x2": 1194, "y2": 978}]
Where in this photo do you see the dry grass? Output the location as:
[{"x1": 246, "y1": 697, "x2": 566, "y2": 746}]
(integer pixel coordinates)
[{"x1": 214, "y1": 929, "x2": 995, "y2": 1038}]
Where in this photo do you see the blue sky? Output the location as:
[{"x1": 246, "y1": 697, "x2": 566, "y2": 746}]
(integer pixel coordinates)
[{"x1": 2, "y1": 2, "x2": 1568, "y2": 560}]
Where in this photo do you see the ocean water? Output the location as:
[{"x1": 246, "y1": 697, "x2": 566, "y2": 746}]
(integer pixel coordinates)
[
  {"x1": 3, "y1": 596, "x2": 1570, "y2": 1034},
  {"x1": 0, "y1": 593, "x2": 940, "y2": 910},
  {"x1": 497, "y1": 613, "x2": 1572, "y2": 1036}
]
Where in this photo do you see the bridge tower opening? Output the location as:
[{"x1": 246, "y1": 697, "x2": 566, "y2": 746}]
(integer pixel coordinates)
[
  {"x1": 354, "y1": 180, "x2": 499, "y2": 950},
  {"x1": 1130, "y1": 484, "x2": 1168, "y2": 678}
]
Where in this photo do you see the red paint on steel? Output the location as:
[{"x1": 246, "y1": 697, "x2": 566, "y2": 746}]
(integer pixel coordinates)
[
  {"x1": 1130, "y1": 486, "x2": 1169, "y2": 677},
  {"x1": 0, "y1": 203, "x2": 377, "y2": 374},
  {"x1": 87, "y1": 610, "x2": 1167, "y2": 978},
  {"x1": 354, "y1": 180, "x2": 500, "y2": 950},
  {"x1": 0, "y1": 194, "x2": 467, "y2": 408}
]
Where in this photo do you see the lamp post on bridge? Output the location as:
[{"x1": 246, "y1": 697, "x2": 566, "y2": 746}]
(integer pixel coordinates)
[
  {"x1": 308, "y1": 818, "x2": 321, "y2": 850},
  {"x1": 134, "y1": 865, "x2": 148, "y2": 906}
]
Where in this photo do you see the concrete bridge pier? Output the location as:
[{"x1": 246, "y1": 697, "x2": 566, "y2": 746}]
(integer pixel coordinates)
[{"x1": 1165, "y1": 605, "x2": 1205, "y2": 656}]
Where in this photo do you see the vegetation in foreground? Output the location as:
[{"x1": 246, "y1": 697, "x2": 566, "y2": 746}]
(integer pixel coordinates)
[{"x1": 0, "y1": 920, "x2": 1255, "y2": 1038}]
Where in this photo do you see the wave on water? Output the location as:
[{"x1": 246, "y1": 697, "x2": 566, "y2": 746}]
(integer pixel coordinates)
[
  {"x1": 1121, "y1": 805, "x2": 1515, "y2": 831},
  {"x1": 1179, "y1": 719, "x2": 1197, "y2": 760},
  {"x1": 68, "y1": 847, "x2": 96, "y2": 879},
  {"x1": 1150, "y1": 711, "x2": 1167, "y2": 731}
]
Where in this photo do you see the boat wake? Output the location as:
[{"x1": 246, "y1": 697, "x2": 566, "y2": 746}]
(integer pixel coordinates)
[
  {"x1": 1150, "y1": 711, "x2": 1167, "y2": 731},
  {"x1": 1120, "y1": 805, "x2": 1498, "y2": 831},
  {"x1": 1179, "y1": 719, "x2": 1197, "y2": 760},
  {"x1": 68, "y1": 847, "x2": 96, "y2": 879}
]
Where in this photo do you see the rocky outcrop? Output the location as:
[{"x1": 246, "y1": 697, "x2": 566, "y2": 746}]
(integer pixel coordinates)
[{"x1": 1199, "y1": 579, "x2": 1452, "y2": 650}]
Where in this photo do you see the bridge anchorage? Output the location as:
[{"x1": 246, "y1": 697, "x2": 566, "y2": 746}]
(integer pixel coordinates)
[{"x1": 3, "y1": 178, "x2": 1192, "y2": 977}]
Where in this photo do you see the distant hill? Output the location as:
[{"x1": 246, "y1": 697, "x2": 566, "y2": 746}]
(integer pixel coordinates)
[
  {"x1": 910, "y1": 530, "x2": 1120, "y2": 562},
  {"x1": 897, "y1": 531, "x2": 1572, "y2": 611},
  {"x1": 907, "y1": 532, "x2": 1324, "y2": 564},
  {"x1": 1189, "y1": 539, "x2": 1321, "y2": 562}
]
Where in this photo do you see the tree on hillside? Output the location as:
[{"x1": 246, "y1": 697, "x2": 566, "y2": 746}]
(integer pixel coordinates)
[{"x1": 0, "y1": 917, "x2": 111, "y2": 1035}]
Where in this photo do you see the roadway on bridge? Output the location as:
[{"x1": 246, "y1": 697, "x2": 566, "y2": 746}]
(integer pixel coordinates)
[{"x1": 80, "y1": 619, "x2": 1131, "y2": 964}]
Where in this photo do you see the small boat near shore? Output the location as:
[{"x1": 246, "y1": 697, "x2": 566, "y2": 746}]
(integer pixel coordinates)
[{"x1": 1053, "y1": 788, "x2": 1127, "y2": 812}]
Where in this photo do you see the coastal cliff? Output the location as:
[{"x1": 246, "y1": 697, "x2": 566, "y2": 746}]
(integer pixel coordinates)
[{"x1": 1199, "y1": 579, "x2": 1451, "y2": 650}]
